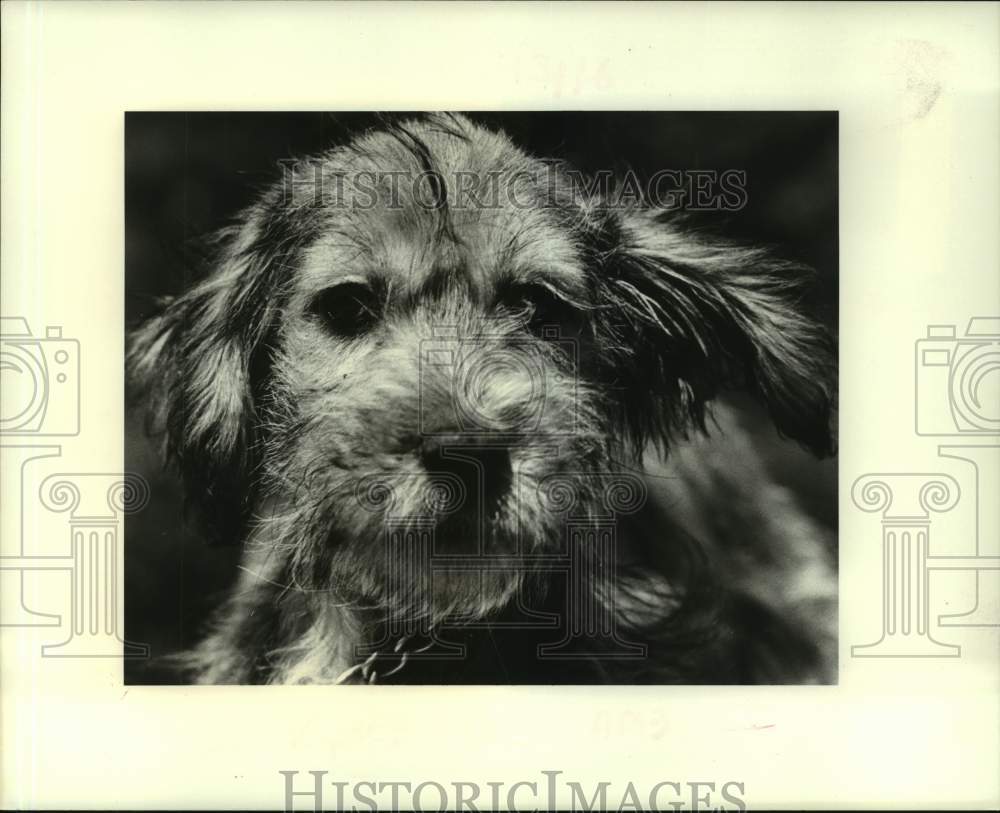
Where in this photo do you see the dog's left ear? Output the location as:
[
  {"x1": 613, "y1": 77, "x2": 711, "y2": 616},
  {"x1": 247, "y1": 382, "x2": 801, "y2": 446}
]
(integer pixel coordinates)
[
  {"x1": 127, "y1": 211, "x2": 287, "y2": 542},
  {"x1": 596, "y1": 209, "x2": 836, "y2": 458}
]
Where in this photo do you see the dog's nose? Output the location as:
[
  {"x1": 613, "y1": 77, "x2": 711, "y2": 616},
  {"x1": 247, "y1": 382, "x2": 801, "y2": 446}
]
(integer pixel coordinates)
[{"x1": 420, "y1": 436, "x2": 513, "y2": 516}]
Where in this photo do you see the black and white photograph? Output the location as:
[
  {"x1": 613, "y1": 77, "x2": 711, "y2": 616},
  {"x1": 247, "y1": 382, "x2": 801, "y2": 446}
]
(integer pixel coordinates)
[
  {"x1": 125, "y1": 111, "x2": 839, "y2": 685},
  {"x1": 4, "y1": 3, "x2": 999, "y2": 810}
]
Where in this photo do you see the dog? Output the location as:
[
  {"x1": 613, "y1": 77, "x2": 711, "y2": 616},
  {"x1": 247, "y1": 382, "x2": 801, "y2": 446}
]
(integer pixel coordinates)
[{"x1": 128, "y1": 113, "x2": 837, "y2": 684}]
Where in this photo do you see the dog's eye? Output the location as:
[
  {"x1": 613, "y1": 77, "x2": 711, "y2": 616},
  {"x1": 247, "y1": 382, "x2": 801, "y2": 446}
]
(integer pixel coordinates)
[
  {"x1": 309, "y1": 282, "x2": 381, "y2": 338},
  {"x1": 500, "y1": 282, "x2": 573, "y2": 334}
]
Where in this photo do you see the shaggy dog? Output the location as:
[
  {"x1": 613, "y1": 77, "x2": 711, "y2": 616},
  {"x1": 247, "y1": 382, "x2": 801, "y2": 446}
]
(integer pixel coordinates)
[{"x1": 128, "y1": 114, "x2": 837, "y2": 684}]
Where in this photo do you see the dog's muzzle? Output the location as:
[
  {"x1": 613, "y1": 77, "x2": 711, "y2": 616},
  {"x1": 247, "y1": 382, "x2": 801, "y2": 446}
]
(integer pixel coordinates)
[{"x1": 419, "y1": 434, "x2": 513, "y2": 519}]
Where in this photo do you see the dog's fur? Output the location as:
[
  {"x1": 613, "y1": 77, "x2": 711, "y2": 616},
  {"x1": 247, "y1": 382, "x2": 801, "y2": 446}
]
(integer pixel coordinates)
[{"x1": 128, "y1": 114, "x2": 837, "y2": 684}]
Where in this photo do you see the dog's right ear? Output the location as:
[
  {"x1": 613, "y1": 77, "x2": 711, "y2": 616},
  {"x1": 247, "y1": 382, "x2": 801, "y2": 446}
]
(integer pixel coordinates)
[{"x1": 127, "y1": 216, "x2": 285, "y2": 542}]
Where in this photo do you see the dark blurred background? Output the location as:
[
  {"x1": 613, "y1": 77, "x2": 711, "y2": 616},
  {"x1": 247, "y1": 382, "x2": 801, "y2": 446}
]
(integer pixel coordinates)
[{"x1": 124, "y1": 112, "x2": 838, "y2": 682}]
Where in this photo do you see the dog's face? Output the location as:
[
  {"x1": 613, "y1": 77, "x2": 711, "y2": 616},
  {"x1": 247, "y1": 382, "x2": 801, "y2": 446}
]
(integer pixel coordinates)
[{"x1": 130, "y1": 114, "x2": 834, "y2": 624}]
